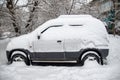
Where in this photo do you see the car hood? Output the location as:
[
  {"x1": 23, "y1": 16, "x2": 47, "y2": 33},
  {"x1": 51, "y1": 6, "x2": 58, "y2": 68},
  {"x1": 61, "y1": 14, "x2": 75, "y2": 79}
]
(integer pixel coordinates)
[{"x1": 6, "y1": 34, "x2": 30, "y2": 51}]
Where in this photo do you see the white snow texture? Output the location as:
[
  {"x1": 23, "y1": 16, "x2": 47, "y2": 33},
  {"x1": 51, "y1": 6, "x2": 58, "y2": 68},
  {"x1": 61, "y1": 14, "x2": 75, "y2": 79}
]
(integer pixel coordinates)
[{"x1": 0, "y1": 35, "x2": 120, "y2": 80}]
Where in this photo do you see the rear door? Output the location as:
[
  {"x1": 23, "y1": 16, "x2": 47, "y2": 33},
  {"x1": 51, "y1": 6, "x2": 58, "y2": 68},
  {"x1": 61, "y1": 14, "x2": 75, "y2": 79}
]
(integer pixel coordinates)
[{"x1": 63, "y1": 25, "x2": 82, "y2": 60}]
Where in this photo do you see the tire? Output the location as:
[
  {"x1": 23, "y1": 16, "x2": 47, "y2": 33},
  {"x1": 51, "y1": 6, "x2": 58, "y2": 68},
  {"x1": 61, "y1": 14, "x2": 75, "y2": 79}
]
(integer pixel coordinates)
[
  {"x1": 80, "y1": 51, "x2": 102, "y2": 66},
  {"x1": 11, "y1": 54, "x2": 30, "y2": 66}
]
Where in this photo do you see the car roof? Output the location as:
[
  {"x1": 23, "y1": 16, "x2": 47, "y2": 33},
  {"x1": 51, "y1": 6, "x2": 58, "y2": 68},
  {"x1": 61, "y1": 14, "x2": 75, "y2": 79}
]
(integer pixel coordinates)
[
  {"x1": 33, "y1": 15, "x2": 107, "y2": 37},
  {"x1": 58, "y1": 15, "x2": 93, "y2": 19}
]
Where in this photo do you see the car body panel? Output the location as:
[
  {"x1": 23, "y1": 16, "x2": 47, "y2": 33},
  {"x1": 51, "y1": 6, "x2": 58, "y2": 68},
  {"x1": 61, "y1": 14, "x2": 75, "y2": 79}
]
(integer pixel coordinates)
[{"x1": 6, "y1": 15, "x2": 109, "y2": 63}]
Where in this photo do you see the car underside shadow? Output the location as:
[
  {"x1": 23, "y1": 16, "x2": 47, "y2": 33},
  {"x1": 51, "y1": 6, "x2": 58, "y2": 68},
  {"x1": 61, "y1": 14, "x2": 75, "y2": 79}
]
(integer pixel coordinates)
[{"x1": 31, "y1": 62, "x2": 83, "y2": 67}]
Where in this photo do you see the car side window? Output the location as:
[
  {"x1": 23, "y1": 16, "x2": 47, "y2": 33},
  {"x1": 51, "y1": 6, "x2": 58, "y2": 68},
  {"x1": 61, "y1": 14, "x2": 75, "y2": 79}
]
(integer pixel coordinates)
[
  {"x1": 41, "y1": 25, "x2": 63, "y2": 34},
  {"x1": 41, "y1": 25, "x2": 63, "y2": 40}
]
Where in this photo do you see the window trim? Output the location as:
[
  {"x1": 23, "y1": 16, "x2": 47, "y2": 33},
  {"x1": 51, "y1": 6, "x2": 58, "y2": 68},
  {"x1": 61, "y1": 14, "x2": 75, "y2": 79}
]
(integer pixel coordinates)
[
  {"x1": 41, "y1": 25, "x2": 63, "y2": 34},
  {"x1": 69, "y1": 24, "x2": 83, "y2": 26}
]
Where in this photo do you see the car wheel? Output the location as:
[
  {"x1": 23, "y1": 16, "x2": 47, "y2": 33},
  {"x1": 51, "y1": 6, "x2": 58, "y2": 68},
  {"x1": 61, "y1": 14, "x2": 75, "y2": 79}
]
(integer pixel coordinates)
[
  {"x1": 11, "y1": 54, "x2": 30, "y2": 66},
  {"x1": 81, "y1": 51, "x2": 102, "y2": 66}
]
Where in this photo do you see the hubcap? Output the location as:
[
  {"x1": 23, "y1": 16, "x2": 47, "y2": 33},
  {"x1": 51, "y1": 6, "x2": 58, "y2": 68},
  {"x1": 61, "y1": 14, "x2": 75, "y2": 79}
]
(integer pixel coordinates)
[
  {"x1": 14, "y1": 56, "x2": 24, "y2": 62},
  {"x1": 87, "y1": 56, "x2": 96, "y2": 61}
]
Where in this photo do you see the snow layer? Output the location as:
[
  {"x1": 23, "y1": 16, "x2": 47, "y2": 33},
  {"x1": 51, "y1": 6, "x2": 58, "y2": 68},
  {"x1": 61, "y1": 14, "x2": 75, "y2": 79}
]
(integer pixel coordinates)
[{"x1": 0, "y1": 35, "x2": 120, "y2": 80}]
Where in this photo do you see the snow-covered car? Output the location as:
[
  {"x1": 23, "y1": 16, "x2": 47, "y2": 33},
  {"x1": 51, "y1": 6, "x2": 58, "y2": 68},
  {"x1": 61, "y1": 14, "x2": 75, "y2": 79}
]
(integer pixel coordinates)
[{"x1": 6, "y1": 15, "x2": 109, "y2": 66}]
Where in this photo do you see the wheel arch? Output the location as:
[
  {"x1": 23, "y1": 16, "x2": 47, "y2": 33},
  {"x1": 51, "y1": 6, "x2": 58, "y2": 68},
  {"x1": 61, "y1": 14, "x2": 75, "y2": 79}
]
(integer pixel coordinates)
[
  {"x1": 79, "y1": 48, "x2": 103, "y2": 65},
  {"x1": 7, "y1": 49, "x2": 31, "y2": 62}
]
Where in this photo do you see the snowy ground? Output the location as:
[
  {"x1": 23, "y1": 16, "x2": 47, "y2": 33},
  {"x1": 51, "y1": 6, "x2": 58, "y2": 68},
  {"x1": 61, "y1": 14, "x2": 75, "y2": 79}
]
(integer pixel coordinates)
[{"x1": 0, "y1": 35, "x2": 120, "y2": 80}]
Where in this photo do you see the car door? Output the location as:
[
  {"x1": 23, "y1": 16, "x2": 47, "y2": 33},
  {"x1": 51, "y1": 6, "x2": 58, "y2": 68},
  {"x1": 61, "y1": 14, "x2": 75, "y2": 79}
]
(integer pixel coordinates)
[
  {"x1": 63, "y1": 25, "x2": 82, "y2": 60},
  {"x1": 32, "y1": 25, "x2": 65, "y2": 61}
]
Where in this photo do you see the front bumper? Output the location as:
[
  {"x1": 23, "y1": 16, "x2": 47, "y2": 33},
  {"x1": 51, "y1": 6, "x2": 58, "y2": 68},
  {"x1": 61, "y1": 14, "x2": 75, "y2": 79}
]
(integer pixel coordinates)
[{"x1": 6, "y1": 51, "x2": 11, "y2": 62}]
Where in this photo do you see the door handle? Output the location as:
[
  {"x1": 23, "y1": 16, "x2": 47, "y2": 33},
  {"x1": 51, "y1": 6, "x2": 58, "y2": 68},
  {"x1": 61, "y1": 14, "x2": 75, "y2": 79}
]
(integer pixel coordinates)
[{"x1": 57, "y1": 40, "x2": 62, "y2": 43}]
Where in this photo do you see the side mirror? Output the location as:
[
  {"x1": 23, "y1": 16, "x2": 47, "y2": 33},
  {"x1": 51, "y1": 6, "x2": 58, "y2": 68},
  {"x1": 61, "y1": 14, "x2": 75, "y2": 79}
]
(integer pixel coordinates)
[{"x1": 37, "y1": 33, "x2": 41, "y2": 40}]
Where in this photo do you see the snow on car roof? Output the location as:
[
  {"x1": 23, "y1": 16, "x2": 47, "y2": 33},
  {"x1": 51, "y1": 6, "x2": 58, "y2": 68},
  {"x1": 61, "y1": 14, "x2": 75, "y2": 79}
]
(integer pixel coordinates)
[
  {"x1": 33, "y1": 15, "x2": 107, "y2": 38},
  {"x1": 30, "y1": 15, "x2": 109, "y2": 45},
  {"x1": 58, "y1": 15, "x2": 93, "y2": 18}
]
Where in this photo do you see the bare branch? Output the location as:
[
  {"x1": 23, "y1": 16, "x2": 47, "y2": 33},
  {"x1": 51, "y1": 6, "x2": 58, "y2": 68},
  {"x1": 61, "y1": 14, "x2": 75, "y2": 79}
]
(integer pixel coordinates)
[
  {"x1": 14, "y1": 0, "x2": 19, "y2": 7},
  {"x1": 68, "y1": 0, "x2": 75, "y2": 14},
  {"x1": 0, "y1": 0, "x2": 6, "y2": 10},
  {"x1": 42, "y1": 0, "x2": 54, "y2": 8},
  {"x1": 14, "y1": 2, "x2": 33, "y2": 10}
]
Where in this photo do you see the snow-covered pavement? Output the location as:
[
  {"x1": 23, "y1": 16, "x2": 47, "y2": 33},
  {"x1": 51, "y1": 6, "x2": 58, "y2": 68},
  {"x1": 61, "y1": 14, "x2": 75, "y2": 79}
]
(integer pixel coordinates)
[{"x1": 0, "y1": 35, "x2": 120, "y2": 80}]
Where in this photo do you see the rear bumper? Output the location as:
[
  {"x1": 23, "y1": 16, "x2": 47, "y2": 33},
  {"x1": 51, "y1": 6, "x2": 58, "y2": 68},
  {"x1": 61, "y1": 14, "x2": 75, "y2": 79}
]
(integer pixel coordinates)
[{"x1": 99, "y1": 49, "x2": 109, "y2": 59}]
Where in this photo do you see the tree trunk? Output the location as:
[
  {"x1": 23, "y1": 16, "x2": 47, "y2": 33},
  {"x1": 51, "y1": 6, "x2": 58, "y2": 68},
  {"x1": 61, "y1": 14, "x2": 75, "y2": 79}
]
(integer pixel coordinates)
[
  {"x1": 25, "y1": 1, "x2": 39, "y2": 33},
  {"x1": 6, "y1": 0, "x2": 20, "y2": 35}
]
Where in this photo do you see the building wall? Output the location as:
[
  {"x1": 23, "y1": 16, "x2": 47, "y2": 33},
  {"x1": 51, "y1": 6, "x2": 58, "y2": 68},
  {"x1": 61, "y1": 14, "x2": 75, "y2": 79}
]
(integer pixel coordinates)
[
  {"x1": 90, "y1": 0, "x2": 120, "y2": 34},
  {"x1": 99, "y1": 0, "x2": 113, "y2": 14}
]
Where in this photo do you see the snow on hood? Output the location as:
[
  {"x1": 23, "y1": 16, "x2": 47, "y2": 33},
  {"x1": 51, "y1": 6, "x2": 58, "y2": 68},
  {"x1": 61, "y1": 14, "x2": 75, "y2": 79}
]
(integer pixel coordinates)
[{"x1": 6, "y1": 34, "x2": 30, "y2": 51}]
